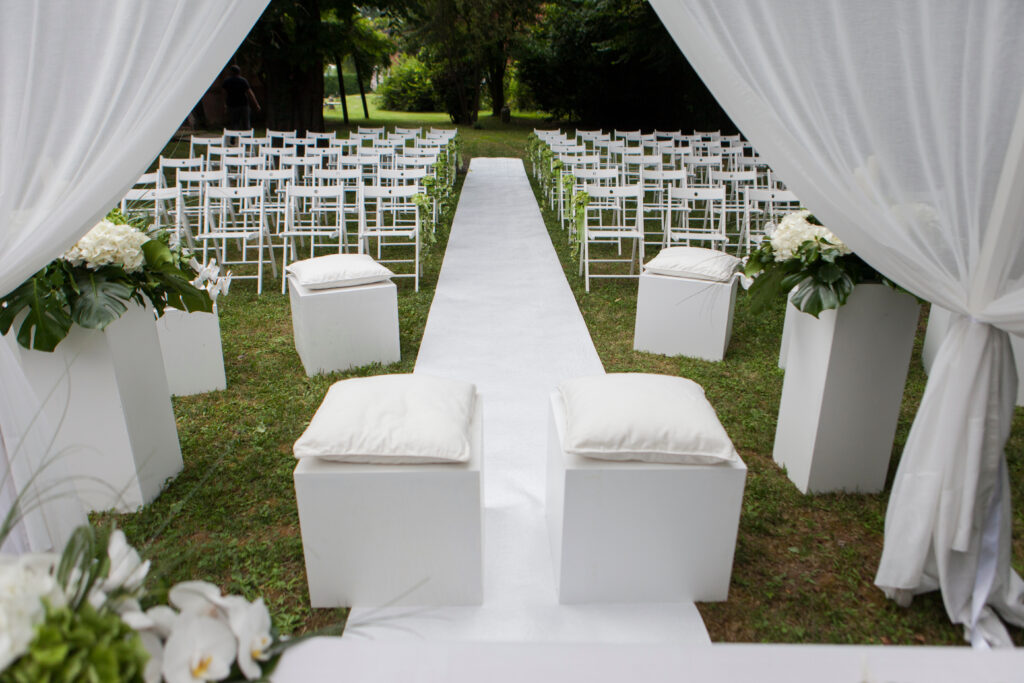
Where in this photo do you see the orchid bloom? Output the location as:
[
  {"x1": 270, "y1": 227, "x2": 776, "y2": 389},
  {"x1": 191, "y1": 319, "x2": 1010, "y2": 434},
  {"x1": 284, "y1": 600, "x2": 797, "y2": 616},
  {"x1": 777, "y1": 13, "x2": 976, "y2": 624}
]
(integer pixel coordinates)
[
  {"x1": 224, "y1": 596, "x2": 273, "y2": 680},
  {"x1": 161, "y1": 614, "x2": 236, "y2": 683}
]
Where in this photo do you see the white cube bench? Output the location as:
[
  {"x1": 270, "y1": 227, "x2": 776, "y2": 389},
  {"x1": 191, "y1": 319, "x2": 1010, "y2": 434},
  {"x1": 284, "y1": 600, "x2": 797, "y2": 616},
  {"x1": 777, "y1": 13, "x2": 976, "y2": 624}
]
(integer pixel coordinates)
[
  {"x1": 294, "y1": 400, "x2": 483, "y2": 608},
  {"x1": 633, "y1": 248, "x2": 742, "y2": 362},
  {"x1": 288, "y1": 276, "x2": 401, "y2": 376},
  {"x1": 633, "y1": 271, "x2": 739, "y2": 362},
  {"x1": 155, "y1": 307, "x2": 227, "y2": 396},
  {"x1": 546, "y1": 391, "x2": 746, "y2": 603}
]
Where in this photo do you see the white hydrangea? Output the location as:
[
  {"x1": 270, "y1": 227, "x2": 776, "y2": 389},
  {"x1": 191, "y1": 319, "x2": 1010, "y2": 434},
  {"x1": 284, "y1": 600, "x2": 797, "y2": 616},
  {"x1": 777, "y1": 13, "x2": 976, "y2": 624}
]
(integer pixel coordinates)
[
  {"x1": 63, "y1": 219, "x2": 150, "y2": 273},
  {"x1": 768, "y1": 210, "x2": 851, "y2": 262},
  {"x1": 0, "y1": 553, "x2": 62, "y2": 672}
]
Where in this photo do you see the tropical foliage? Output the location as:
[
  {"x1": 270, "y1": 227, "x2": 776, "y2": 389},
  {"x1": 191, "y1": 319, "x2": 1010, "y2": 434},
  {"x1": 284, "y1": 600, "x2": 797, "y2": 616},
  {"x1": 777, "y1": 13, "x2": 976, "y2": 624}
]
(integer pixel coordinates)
[{"x1": 0, "y1": 211, "x2": 210, "y2": 353}]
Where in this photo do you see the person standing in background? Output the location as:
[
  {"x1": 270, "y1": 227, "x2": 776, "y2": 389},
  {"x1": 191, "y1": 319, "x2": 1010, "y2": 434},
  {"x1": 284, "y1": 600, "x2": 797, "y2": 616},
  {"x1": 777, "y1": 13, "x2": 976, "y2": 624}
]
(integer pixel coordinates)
[{"x1": 222, "y1": 64, "x2": 260, "y2": 130}]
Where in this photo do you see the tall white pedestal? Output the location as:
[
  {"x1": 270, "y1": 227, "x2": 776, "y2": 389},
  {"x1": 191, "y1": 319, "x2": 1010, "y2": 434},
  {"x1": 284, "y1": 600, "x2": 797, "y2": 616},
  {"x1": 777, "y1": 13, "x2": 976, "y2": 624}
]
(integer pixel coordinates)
[
  {"x1": 923, "y1": 305, "x2": 1024, "y2": 407},
  {"x1": 155, "y1": 308, "x2": 227, "y2": 396},
  {"x1": 773, "y1": 284, "x2": 919, "y2": 494},
  {"x1": 633, "y1": 272, "x2": 738, "y2": 361},
  {"x1": 6, "y1": 304, "x2": 183, "y2": 512},
  {"x1": 294, "y1": 402, "x2": 483, "y2": 608},
  {"x1": 546, "y1": 394, "x2": 746, "y2": 603},
  {"x1": 288, "y1": 277, "x2": 401, "y2": 377}
]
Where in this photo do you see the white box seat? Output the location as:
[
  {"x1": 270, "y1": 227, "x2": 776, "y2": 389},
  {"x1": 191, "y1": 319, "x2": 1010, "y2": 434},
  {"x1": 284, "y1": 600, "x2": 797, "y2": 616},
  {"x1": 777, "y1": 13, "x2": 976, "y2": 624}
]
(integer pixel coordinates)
[
  {"x1": 633, "y1": 271, "x2": 739, "y2": 361},
  {"x1": 288, "y1": 276, "x2": 400, "y2": 377},
  {"x1": 294, "y1": 397, "x2": 483, "y2": 608},
  {"x1": 546, "y1": 392, "x2": 746, "y2": 603}
]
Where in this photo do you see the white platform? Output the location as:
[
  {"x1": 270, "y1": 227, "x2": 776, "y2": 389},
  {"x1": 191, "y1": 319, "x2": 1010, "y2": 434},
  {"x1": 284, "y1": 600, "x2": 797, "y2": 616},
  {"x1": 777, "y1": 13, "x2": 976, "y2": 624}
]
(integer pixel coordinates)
[
  {"x1": 6, "y1": 303, "x2": 183, "y2": 512},
  {"x1": 546, "y1": 393, "x2": 746, "y2": 603},
  {"x1": 347, "y1": 158, "x2": 709, "y2": 643},
  {"x1": 155, "y1": 307, "x2": 227, "y2": 396},
  {"x1": 774, "y1": 285, "x2": 919, "y2": 493},
  {"x1": 294, "y1": 401, "x2": 483, "y2": 608},
  {"x1": 274, "y1": 639, "x2": 1024, "y2": 683},
  {"x1": 633, "y1": 272, "x2": 738, "y2": 361},
  {"x1": 288, "y1": 277, "x2": 401, "y2": 376}
]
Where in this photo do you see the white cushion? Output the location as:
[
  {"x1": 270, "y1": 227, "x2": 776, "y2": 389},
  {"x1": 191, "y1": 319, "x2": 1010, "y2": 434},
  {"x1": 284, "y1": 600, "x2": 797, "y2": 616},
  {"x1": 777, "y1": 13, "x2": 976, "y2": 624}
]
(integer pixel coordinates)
[
  {"x1": 558, "y1": 373, "x2": 737, "y2": 465},
  {"x1": 293, "y1": 374, "x2": 477, "y2": 464},
  {"x1": 286, "y1": 253, "x2": 394, "y2": 290},
  {"x1": 643, "y1": 247, "x2": 740, "y2": 282}
]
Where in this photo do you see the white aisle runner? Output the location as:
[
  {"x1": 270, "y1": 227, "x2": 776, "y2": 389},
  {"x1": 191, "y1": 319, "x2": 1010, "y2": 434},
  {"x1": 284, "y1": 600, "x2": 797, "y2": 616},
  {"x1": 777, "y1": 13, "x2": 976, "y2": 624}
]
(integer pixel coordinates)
[{"x1": 346, "y1": 158, "x2": 709, "y2": 643}]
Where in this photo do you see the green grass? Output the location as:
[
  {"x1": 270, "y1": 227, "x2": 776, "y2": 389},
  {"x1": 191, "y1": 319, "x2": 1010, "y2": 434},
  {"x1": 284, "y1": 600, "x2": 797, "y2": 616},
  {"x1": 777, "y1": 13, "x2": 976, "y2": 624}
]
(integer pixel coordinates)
[{"x1": 103, "y1": 107, "x2": 1024, "y2": 645}]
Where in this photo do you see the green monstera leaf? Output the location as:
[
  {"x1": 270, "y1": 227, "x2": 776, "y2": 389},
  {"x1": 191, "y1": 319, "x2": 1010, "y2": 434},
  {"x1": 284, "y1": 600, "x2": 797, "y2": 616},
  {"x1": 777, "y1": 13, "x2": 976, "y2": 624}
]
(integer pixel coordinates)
[
  {"x1": 70, "y1": 272, "x2": 132, "y2": 331},
  {"x1": 0, "y1": 275, "x2": 74, "y2": 352}
]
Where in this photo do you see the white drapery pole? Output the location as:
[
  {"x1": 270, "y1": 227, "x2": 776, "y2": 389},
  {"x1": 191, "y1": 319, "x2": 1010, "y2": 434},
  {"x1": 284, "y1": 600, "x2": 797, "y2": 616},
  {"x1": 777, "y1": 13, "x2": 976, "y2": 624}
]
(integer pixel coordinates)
[
  {"x1": 0, "y1": 0, "x2": 269, "y2": 553},
  {"x1": 649, "y1": 0, "x2": 1024, "y2": 645}
]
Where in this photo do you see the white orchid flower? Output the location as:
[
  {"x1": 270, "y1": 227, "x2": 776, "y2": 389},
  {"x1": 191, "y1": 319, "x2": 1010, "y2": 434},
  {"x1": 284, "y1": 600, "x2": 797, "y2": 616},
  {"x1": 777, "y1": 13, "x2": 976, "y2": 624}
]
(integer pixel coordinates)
[
  {"x1": 0, "y1": 553, "x2": 63, "y2": 671},
  {"x1": 161, "y1": 614, "x2": 237, "y2": 683},
  {"x1": 139, "y1": 631, "x2": 165, "y2": 683},
  {"x1": 168, "y1": 581, "x2": 228, "y2": 619},
  {"x1": 146, "y1": 605, "x2": 180, "y2": 639},
  {"x1": 224, "y1": 596, "x2": 273, "y2": 680},
  {"x1": 104, "y1": 529, "x2": 150, "y2": 594}
]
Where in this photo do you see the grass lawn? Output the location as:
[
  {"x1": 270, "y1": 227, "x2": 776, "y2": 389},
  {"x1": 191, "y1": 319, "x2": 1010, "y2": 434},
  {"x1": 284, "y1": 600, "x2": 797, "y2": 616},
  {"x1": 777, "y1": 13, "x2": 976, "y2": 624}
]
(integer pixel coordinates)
[{"x1": 104, "y1": 106, "x2": 1024, "y2": 645}]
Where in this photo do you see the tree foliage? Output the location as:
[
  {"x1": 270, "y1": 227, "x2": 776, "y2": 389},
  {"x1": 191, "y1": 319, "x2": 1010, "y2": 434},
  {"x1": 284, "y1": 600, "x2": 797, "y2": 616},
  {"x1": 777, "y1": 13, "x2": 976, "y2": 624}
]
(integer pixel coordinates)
[
  {"x1": 397, "y1": 0, "x2": 540, "y2": 123},
  {"x1": 516, "y1": 0, "x2": 736, "y2": 131},
  {"x1": 236, "y1": 0, "x2": 393, "y2": 132}
]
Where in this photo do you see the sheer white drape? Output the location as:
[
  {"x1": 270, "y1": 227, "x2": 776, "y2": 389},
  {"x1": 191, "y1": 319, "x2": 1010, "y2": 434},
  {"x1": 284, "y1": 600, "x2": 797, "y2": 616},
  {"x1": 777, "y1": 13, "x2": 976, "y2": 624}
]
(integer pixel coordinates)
[
  {"x1": 0, "y1": 0, "x2": 268, "y2": 553},
  {"x1": 650, "y1": 0, "x2": 1024, "y2": 645}
]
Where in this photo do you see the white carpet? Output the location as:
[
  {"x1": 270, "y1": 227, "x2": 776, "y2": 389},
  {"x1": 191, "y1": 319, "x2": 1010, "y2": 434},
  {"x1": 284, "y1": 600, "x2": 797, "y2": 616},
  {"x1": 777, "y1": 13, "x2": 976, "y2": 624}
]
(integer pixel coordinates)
[{"x1": 347, "y1": 158, "x2": 709, "y2": 643}]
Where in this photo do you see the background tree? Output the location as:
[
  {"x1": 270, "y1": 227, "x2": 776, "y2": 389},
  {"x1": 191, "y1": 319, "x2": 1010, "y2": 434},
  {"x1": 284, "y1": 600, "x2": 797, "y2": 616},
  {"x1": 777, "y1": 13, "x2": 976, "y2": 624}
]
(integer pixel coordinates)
[
  {"x1": 480, "y1": 0, "x2": 542, "y2": 117},
  {"x1": 516, "y1": 0, "x2": 736, "y2": 131},
  {"x1": 239, "y1": 0, "x2": 330, "y2": 133}
]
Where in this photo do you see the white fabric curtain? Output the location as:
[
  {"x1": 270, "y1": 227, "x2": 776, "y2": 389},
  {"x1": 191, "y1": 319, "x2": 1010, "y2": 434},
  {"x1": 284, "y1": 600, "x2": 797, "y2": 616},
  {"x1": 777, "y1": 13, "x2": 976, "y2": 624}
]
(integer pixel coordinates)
[
  {"x1": 0, "y1": 0, "x2": 268, "y2": 553},
  {"x1": 649, "y1": 0, "x2": 1024, "y2": 646}
]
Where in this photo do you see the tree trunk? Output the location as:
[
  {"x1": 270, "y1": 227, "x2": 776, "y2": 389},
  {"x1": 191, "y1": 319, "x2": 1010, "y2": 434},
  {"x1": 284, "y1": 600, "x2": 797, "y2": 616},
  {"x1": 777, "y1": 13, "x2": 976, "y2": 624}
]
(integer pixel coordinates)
[
  {"x1": 353, "y1": 56, "x2": 370, "y2": 119},
  {"x1": 334, "y1": 54, "x2": 350, "y2": 125},
  {"x1": 487, "y1": 57, "x2": 506, "y2": 117}
]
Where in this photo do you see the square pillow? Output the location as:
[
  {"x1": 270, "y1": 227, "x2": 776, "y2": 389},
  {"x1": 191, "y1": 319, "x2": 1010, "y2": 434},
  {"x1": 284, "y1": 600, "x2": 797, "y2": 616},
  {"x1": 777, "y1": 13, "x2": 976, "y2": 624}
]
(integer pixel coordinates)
[
  {"x1": 643, "y1": 246, "x2": 740, "y2": 282},
  {"x1": 294, "y1": 374, "x2": 477, "y2": 464},
  {"x1": 286, "y1": 253, "x2": 394, "y2": 290},
  {"x1": 558, "y1": 373, "x2": 737, "y2": 465}
]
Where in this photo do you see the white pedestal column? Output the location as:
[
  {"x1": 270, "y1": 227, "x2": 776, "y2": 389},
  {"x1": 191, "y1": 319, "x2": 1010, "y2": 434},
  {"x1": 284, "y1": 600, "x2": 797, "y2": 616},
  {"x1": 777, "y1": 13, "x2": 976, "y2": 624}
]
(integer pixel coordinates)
[
  {"x1": 6, "y1": 304, "x2": 184, "y2": 512},
  {"x1": 773, "y1": 284, "x2": 919, "y2": 494},
  {"x1": 155, "y1": 308, "x2": 227, "y2": 397}
]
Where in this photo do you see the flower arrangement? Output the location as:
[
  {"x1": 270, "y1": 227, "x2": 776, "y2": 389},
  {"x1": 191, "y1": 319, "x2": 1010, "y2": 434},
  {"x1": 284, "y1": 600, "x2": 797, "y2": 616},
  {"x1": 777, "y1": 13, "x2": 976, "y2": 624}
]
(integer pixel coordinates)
[
  {"x1": 744, "y1": 210, "x2": 890, "y2": 317},
  {"x1": 0, "y1": 210, "x2": 212, "y2": 352},
  {"x1": 0, "y1": 525, "x2": 312, "y2": 682}
]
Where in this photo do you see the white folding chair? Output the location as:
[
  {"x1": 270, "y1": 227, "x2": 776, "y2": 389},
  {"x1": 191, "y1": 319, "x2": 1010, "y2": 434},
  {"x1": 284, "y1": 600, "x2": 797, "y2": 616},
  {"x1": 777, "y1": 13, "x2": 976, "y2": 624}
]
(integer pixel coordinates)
[
  {"x1": 120, "y1": 186, "x2": 187, "y2": 245},
  {"x1": 176, "y1": 168, "x2": 226, "y2": 238},
  {"x1": 579, "y1": 184, "x2": 644, "y2": 293},
  {"x1": 711, "y1": 169, "x2": 758, "y2": 252},
  {"x1": 311, "y1": 167, "x2": 363, "y2": 249},
  {"x1": 665, "y1": 185, "x2": 728, "y2": 251},
  {"x1": 359, "y1": 184, "x2": 421, "y2": 291},
  {"x1": 247, "y1": 167, "x2": 296, "y2": 235},
  {"x1": 280, "y1": 184, "x2": 351, "y2": 293},
  {"x1": 200, "y1": 185, "x2": 274, "y2": 295},
  {"x1": 742, "y1": 187, "x2": 801, "y2": 254}
]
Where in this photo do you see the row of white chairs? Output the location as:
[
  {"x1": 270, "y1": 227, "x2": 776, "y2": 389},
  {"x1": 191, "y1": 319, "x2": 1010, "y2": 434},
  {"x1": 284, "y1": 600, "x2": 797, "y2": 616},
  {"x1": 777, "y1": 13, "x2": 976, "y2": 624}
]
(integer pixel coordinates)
[
  {"x1": 122, "y1": 128, "x2": 459, "y2": 295},
  {"x1": 532, "y1": 129, "x2": 799, "y2": 291}
]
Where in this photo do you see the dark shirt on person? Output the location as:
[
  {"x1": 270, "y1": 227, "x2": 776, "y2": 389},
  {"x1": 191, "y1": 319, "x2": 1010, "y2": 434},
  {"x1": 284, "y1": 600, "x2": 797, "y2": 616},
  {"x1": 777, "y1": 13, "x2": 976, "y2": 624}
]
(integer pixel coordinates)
[{"x1": 222, "y1": 76, "x2": 251, "y2": 108}]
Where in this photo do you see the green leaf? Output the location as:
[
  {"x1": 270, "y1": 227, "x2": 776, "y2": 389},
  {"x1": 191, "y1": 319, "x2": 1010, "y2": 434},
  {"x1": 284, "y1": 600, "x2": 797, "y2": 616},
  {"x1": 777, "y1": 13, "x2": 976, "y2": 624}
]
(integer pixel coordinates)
[
  {"x1": 70, "y1": 272, "x2": 132, "y2": 330},
  {"x1": 816, "y1": 261, "x2": 843, "y2": 284},
  {"x1": 141, "y1": 239, "x2": 175, "y2": 269},
  {"x1": 0, "y1": 275, "x2": 74, "y2": 352},
  {"x1": 149, "y1": 267, "x2": 213, "y2": 314}
]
